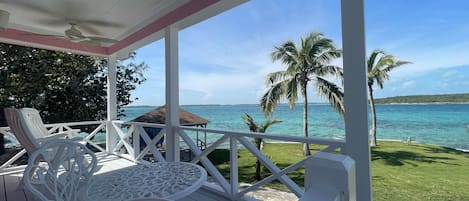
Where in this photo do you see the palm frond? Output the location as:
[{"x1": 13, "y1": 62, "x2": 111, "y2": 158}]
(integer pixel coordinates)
[
  {"x1": 265, "y1": 70, "x2": 290, "y2": 86},
  {"x1": 241, "y1": 113, "x2": 260, "y2": 132},
  {"x1": 367, "y1": 49, "x2": 411, "y2": 89},
  {"x1": 242, "y1": 113, "x2": 283, "y2": 133},
  {"x1": 260, "y1": 81, "x2": 285, "y2": 114},
  {"x1": 316, "y1": 48, "x2": 342, "y2": 66},
  {"x1": 367, "y1": 49, "x2": 385, "y2": 72},
  {"x1": 315, "y1": 77, "x2": 344, "y2": 115},
  {"x1": 312, "y1": 40, "x2": 341, "y2": 65},
  {"x1": 375, "y1": 55, "x2": 395, "y2": 69},
  {"x1": 375, "y1": 72, "x2": 386, "y2": 88},
  {"x1": 263, "y1": 31, "x2": 344, "y2": 117},
  {"x1": 271, "y1": 41, "x2": 299, "y2": 67},
  {"x1": 285, "y1": 76, "x2": 299, "y2": 106},
  {"x1": 310, "y1": 65, "x2": 343, "y2": 78},
  {"x1": 382, "y1": 60, "x2": 412, "y2": 73},
  {"x1": 260, "y1": 119, "x2": 283, "y2": 133}
]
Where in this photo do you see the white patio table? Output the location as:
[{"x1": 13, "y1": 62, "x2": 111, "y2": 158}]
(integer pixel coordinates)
[{"x1": 86, "y1": 162, "x2": 207, "y2": 201}]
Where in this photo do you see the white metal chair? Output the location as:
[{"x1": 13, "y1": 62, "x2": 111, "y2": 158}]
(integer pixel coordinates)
[
  {"x1": 1, "y1": 108, "x2": 85, "y2": 174},
  {"x1": 20, "y1": 108, "x2": 74, "y2": 139},
  {"x1": 4, "y1": 108, "x2": 80, "y2": 154},
  {"x1": 5, "y1": 108, "x2": 182, "y2": 201},
  {"x1": 23, "y1": 139, "x2": 98, "y2": 201},
  {"x1": 21, "y1": 108, "x2": 55, "y2": 137},
  {"x1": 4, "y1": 108, "x2": 39, "y2": 154}
]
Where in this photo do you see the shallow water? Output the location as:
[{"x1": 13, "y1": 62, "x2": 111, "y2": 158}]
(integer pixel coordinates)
[{"x1": 120, "y1": 103, "x2": 469, "y2": 150}]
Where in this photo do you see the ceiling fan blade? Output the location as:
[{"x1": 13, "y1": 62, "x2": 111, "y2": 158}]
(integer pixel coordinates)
[
  {"x1": 20, "y1": 33, "x2": 64, "y2": 38},
  {"x1": 18, "y1": 21, "x2": 117, "y2": 45}
]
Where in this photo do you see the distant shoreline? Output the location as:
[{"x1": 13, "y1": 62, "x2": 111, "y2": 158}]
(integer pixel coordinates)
[
  {"x1": 126, "y1": 102, "x2": 469, "y2": 108},
  {"x1": 376, "y1": 102, "x2": 469, "y2": 105},
  {"x1": 375, "y1": 93, "x2": 469, "y2": 104}
]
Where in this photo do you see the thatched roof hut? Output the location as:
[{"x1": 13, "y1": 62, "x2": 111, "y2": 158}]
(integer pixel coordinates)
[{"x1": 131, "y1": 106, "x2": 209, "y2": 127}]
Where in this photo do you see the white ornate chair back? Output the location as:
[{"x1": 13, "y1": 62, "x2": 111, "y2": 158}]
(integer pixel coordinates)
[{"x1": 23, "y1": 139, "x2": 97, "y2": 201}]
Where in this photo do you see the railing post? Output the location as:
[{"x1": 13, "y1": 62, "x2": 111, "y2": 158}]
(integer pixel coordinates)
[
  {"x1": 230, "y1": 137, "x2": 239, "y2": 197},
  {"x1": 132, "y1": 125, "x2": 140, "y2": 160},
  {"x1": 301, "y1": 152, "x2": 356, "y2": 201}
]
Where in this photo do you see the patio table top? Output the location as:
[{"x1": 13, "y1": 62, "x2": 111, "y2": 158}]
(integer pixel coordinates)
[{"x1": 87, "y1": 162, "x2": 207, "y2": 201}]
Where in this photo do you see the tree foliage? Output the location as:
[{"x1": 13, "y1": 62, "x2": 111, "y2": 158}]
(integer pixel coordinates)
[
  {"x1": 367, "y1": 49, "x2": 410, "y2": 146},
  {"x1": 241, "y1": 113, "x2": 282, "y2": 180},
  {"x1": 260, "y1": 32, "x2": 343, "y2": 156},
  {"x1": 0, "y1": 44, "x2": 148, "y2": 126},
  {"x1": 374, "y1": 93, "x2": 469, "y2": 104}
]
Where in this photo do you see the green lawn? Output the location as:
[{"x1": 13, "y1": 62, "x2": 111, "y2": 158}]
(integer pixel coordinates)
[{"x1": 211, "y1": 141, "x2": 469, "y2": 201}]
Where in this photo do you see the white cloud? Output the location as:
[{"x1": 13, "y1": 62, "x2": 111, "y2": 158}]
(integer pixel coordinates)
[{"x1": 402, "y1": 80, "x2": 416, "y2": 89}]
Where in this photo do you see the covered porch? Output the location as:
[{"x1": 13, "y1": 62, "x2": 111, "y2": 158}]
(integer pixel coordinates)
[{"x1": 0, "y1": 0, "x2": 371, "y2": 200}]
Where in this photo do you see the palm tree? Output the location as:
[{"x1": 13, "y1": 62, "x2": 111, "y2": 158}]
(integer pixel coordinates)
[
  {"x1": 260, "y1": 32, "x2": 343, "y2": 156},
  {"x1": 241, "y1": 113, "x2": 282, "y2": 180},
  {"x1": 367, "y1": 49, "x2": 411, "y2": 146}
]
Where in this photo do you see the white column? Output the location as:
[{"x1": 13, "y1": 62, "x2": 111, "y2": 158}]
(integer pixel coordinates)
[
  {"x1": 340, "y1": 0, "x2": 372, "y2": 200},
  {"x1": 165, "y1": 26, "x2": 180, "y2": 162},
  {"x1": 106, "y1": 55, "x2": 118, "y2": 153}
]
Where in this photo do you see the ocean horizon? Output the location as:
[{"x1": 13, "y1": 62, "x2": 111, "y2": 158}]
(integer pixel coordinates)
[{"x1": 122, "y1": 103, "x2": 469, "y2": 151}]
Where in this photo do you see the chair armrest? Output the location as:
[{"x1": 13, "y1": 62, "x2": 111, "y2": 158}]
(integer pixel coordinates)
[
  {"x1": 37, "y1": 133, "x2": 69, "y2": 144},
  {"x1": 37, "y1": 132, "x2": 86, "y2": 147},
  {"x1": 56, "y1": 129, "x2": 81, "y2": 138}
]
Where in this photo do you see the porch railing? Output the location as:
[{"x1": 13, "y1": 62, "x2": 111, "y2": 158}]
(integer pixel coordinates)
[
  {"x1": 1, "y1": 120, "x2": 348, "y2": 200},
  {"x1": 109, "y1": 120, "x2": 346, "y2": 199},
  {"x1": 177, "y1": 126, "x2": 346, "y2": 199},
  {"x1": 0, "y1": 120, "x2": 106, "y2": 172}
]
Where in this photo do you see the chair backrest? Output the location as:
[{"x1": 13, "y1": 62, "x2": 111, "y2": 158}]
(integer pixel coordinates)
[
  {"x1": 23, "y1": 139, "x2": 97, "y2": 201},
  {"x1": 4, "y1": 108, "x2": 40, "y2": 153},
  {"x1": 20, "y1": 108, "x2": 51, "y2": 139}
]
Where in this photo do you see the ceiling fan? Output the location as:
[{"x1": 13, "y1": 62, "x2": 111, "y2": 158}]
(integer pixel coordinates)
[{"x1": 33, "y1": 23, "x2": 118, "y2": 46}]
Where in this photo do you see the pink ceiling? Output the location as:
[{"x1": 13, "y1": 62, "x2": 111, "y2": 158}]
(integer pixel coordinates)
[{"x1": 0, "y1": 0, "x2": 247, "y2": 57}]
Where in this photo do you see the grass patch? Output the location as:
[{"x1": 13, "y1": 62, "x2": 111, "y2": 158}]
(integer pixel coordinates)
[
  {"x1": 371, "y1": 141, "x2": 469, "y2": 201},
  {"x1": 210, "y1": 141, "x2": 469, "y2": 201}
]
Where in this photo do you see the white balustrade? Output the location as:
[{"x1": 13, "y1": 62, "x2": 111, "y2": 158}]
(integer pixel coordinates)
[
  {"x1": 2, "y1": 120, "x2": 349, "y2": 200},
  {"x1": 177, "y1": 125, "x2": 346, "y2": 200},
  {"x1": 0, "y1": 121, "x2": 106, "y2": 172}
]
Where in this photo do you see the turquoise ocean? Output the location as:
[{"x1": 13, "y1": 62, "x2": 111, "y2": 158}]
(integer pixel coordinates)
[{"x1": 122, "y1": 103, "x2": 469, "y2": 151}]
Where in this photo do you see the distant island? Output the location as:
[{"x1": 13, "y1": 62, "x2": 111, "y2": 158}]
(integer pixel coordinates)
[
  {"x1": 375, "y1": 93, "x2": 469, "y2": 104},
  {"x1": 127, "y1": 93, "x2": 469, "y2": 107}
]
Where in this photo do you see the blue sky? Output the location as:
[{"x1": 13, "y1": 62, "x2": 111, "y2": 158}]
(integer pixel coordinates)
[{"x1": 129, "y1": 0, "x2": 469, "y2": 106}]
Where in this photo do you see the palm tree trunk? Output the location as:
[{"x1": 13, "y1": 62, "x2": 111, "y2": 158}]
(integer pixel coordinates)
[
  {"x1": 368, "y1": 84, "x2": 378, "y2": 146},
  {"x1": 255, "y1": 138, "x2": 262, "y2": 180},
  {"x1": 302, "y1": 86, "x2": 311, "y2": 156}
]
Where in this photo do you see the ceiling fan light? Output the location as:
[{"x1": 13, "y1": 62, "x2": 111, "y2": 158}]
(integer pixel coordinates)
[{"x1": 0, "y1": 10, "x2": 9, "y2": 29}]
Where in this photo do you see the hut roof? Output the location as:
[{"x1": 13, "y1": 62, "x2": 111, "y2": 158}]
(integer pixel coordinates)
[{"x1": 131, "y1": 106, "x2": 209, "y2": 126}]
